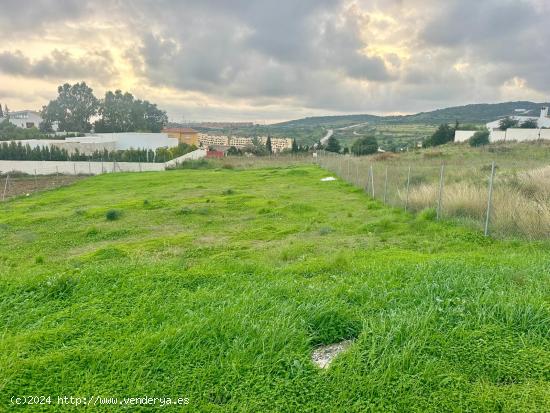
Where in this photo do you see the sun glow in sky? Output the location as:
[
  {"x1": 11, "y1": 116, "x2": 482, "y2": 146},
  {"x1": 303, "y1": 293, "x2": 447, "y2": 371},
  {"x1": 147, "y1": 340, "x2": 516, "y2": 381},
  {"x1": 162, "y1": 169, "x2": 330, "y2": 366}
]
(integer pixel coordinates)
[{"x1": 0, "y1": 0, "x2": 548, "y2": 122}]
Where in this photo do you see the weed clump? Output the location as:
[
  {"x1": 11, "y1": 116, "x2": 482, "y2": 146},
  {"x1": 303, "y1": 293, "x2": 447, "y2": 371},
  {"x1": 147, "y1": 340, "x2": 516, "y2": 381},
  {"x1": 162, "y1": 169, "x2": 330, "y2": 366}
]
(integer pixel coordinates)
[
  {"x1": 418, "y1": 208, "x2": 437, "y2": 221},
  {"x1": 86, "y1": 227, "x2": 99, "y2": 237},
  {"x1": 106, "y1": 210, "x2": 121, "y2": 221},
  {"x1": 35, "y1": 256, "x2": 44, "y2": 264},
  {"x1": 319, "y1": 226, "x2": 333, "y2": 235},
  {"x1": 307, "y1": 308, "x2": 361, "y2": 346},
  {"x1": 222, "y1": 189, "x2": 235, "y2": 195}
]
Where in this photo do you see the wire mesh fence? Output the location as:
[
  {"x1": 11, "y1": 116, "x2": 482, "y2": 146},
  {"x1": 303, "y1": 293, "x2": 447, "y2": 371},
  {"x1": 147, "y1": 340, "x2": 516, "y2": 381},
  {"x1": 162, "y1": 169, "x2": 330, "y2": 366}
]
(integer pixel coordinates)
[
  {"x1": 0, "y1": 155, "x2": 315, "y2": 202},
  {"x1": 0, "y1": 160, "x2": 165, "y2": 201},
  {"x1": 317, "y1": 151, "x2": 550, "y2": 240}
]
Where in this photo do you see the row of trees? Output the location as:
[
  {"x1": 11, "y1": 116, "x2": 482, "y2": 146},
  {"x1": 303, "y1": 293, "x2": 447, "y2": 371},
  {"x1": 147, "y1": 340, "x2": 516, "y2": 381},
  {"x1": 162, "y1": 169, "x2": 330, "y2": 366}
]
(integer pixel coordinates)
[
  {"x1": 498, "y1": 117, "x2": 538, "y2": 130},
  {"x1": 0, "y1": 141, "x2": 195, "y2": 163},
  {"x1": 40, "y1": 82, "x2": 168, "y2": 133},
  {"x1": 322, "y1": 135, "x2": 379, "y2": 156}
]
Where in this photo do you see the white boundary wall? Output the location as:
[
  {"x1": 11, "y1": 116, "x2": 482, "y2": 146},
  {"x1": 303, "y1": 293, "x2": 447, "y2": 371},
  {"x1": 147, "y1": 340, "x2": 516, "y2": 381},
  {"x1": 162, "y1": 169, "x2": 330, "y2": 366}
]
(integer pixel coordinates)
[
  {"x1": 454, "y1": 131, "x2": 476, "y2": 142},
  {"x1": 165, "y1": 148, "x2": 207, "y2": 167},
  {"x1": 0, "y1": 160, "x2": 165, "y2": 175},
  {"x1": 457, "y1": 128, "x2": 550, "y2": 143}
]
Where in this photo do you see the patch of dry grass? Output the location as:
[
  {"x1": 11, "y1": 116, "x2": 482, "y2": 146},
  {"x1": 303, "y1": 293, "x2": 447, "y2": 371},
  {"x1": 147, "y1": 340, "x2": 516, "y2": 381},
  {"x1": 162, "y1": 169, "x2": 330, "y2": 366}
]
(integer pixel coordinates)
[{"x1": 404, "y1": 166, "x2": 550, "y2": 238}]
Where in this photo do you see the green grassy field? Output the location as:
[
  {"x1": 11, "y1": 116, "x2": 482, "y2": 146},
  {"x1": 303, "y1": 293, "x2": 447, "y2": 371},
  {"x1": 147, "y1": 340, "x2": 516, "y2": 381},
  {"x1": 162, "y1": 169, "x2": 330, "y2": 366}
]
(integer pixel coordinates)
[{"x1": 1, "y1": 165, "x2": 549, "y2": 411}]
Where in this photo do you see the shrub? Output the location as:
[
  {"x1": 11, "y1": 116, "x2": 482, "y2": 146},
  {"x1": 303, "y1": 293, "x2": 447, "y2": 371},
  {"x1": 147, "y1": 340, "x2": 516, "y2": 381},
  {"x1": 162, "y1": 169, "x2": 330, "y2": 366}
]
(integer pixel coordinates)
[
  {"x1": 424, "y1": 124, "x2": 455, "y2": 147},
  {"x1": 469, "y1": 129, "x2": 490, "y2": 147},
  {"x1": 418, "y1": 208, "x2": 437, "y2": 221},
  {"x1": 372, "y1": 152, "x2": 398, "y2": 161},
  {"x1": 105, "y1": 209, "x2": 121, "y2": 221},
  {"x1": 351, "y1": 135, "x2": 378, "y2": 156}
]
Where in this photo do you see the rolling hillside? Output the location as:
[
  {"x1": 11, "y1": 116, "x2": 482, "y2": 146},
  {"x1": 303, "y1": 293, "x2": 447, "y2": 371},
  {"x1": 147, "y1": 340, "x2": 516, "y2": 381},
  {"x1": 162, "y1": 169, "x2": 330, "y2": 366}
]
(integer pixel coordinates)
[{"x1": 273, "y1": 101, "x2": 550, "y2": 128}]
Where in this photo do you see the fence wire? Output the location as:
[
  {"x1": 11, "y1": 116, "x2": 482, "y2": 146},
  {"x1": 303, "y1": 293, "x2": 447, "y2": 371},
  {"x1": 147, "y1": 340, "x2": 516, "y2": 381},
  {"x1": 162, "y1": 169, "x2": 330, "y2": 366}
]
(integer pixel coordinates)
[{"x1": 317, "y1": 151, "x2": 550, "y2": 240}]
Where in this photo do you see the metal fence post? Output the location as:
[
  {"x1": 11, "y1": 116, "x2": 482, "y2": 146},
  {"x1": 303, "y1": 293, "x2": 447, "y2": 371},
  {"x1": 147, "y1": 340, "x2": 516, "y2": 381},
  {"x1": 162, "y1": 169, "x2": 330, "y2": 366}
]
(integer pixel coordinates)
[
  {"x1": 383, "y1": 166, "x2": 388, "y2": 204},
  {"x1": 355, "y1": 162, "x2": 359, "y2": 186},
  {"x1": 365, "y1": 165, "x2": 372, "y2": 194},
  {"x1": 73, "y1": 162, "x2": 77, "y2": 175},
  {"x1": 405, "y1": 166, "x2": 411, "y2": 211},
  {"x1": 347, "y1": 157, "x2": 350, "y2": 181},
  {"x1": 370, "y1": 165, "x2": 375, "y2": 198},
  {"x1": 2, "y1": 174, "x2": 8, "y2": 201},
  {"x1": 34, "y1": 169, "x2": 38, "y2": 191},
  {"x1": 436, "y1": 163, "x2": 445, "y2": 220},
  {"x1": 484, "y1": 162, "x2": 496, "y2": 236}
]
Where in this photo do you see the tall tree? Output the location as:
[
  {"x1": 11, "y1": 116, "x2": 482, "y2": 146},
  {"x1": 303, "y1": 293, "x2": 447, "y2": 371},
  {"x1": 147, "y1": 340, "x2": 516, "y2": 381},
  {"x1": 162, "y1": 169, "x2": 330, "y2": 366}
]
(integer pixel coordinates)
[
  {"x1": 520, "y1": 119, "x2": 538, "y2": 129},
  {"x1": 498, "y1": 117, "x2": 519, "y2": 131},
  {"x1": 266, "y1": 136, "x2": 272, "y2": 154},
  {"x1": 94, "y1": 90, "x2": 168, "y2": 133},
  {"x1": 291, "y1": 138, "x2": 298, "y2": 153},
  {"x1": 0, "y1": 103, "x2": 3, "y2": 118},
  {"x1": 42, "y1": 82, "x2": 99, "y2": 132},
  {"x1": 325, "y1": 135, "x2": 341, "y2": 153},
  {"x1": 351, "y1": 135, "x2": 378, "y2": 155}
]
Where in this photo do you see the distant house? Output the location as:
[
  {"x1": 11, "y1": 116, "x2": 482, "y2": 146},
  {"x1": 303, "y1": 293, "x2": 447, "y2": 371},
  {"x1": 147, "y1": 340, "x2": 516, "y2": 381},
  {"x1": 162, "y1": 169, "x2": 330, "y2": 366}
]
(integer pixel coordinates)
[
  {"x1": 162, "y1": 128, "x2": 199, "y2": 146},
  {"x1": 2, "y1": 110, "x2": 43, "y2": 129}
]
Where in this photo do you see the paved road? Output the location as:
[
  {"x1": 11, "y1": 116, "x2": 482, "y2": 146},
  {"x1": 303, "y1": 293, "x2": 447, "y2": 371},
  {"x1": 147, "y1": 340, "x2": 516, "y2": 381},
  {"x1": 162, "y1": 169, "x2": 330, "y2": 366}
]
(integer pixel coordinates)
[
  {"x1": 320, "y1": 122, "x2": 369, "y2": 145},
  {"x1": 337, "y1": 122, "x2": 369, "y2": 131},
  {"x1": 320, "y1": 129, "x2": 334, "y2": 145}
]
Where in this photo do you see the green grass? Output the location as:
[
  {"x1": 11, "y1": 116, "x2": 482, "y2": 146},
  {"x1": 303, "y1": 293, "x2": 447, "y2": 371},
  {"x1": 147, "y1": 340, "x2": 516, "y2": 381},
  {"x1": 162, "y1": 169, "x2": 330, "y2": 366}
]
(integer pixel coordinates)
[{"x1": 1, "y1": 165, "x2": 549, "y2": 411}]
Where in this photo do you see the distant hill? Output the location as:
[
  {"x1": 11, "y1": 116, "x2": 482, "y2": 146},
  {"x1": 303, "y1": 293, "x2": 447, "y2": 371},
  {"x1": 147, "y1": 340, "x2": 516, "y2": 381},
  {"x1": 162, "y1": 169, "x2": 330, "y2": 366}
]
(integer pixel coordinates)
[{"x1": 273, "y1": 101, "x2": 550, "y2": 128}]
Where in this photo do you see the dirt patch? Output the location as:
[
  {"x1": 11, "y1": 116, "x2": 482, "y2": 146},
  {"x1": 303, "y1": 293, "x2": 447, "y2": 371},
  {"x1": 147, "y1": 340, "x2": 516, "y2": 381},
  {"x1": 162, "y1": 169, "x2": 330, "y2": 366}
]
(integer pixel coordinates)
[
  {"x1": 0, "y1": 175, "x2": 86, "y2": 201},
  {"x1": 311, "y1": 340, "x2": 353, "y2": 369}
]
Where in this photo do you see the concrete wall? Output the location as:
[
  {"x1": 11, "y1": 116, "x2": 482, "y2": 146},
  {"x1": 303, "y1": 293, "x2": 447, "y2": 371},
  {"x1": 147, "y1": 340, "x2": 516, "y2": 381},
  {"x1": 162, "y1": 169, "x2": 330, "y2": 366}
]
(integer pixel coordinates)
[
  {"x1": 0, "y1": 160, "x2": 165, "y2": 175},
  {"x1": 454, "y1": 131, "x2": 476, "y2": 142},
  {"x1": 165, "y1": 148, "x2": 207, "y2": 167},
  {"x1": 489, "y1": 128, "x2": 550, "y2": 142},
  {"x1": 490, "y1": 130, "x2": 506, "y2": 142}
]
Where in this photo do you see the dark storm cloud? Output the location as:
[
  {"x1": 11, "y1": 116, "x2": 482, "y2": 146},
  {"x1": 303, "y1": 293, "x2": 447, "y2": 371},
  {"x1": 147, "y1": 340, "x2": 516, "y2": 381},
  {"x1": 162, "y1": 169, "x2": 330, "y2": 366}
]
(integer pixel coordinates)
[
  {"x1": 0, "y1": 49, "x2": 118, "y2": 82},
  {"x1": 419, "y1": 0, "x2": 550, "y2": 94},
  {"x1": 0, "y1": 0, "x2": 89, "y2": 36},
  {"x1": 0, "y1": 0, "x2": 548, "y2": 117},
  {"x1": 135, "y1": 0, "x2": 393, "y2": 109}
]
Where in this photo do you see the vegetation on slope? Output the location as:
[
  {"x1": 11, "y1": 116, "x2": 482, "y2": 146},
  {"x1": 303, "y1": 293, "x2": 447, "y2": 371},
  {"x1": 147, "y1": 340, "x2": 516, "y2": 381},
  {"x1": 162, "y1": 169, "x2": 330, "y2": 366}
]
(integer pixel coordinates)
[{"x1": 1, "y1": 166, "x2": 549, "y2": 411}]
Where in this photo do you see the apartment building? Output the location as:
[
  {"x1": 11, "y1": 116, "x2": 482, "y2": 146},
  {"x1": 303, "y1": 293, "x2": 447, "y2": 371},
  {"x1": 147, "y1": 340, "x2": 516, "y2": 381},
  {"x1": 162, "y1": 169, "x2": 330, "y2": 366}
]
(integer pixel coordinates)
[{"x1": 198, "y1": 134, "x2": 293, "y2": 152}]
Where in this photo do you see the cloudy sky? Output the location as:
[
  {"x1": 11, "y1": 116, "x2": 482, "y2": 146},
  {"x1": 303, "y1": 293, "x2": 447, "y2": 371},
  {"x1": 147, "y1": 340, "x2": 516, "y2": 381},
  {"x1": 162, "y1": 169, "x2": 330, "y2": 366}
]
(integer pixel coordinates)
[{"x1": 0, "y1": 0, "x2": 548, "y2": 122}]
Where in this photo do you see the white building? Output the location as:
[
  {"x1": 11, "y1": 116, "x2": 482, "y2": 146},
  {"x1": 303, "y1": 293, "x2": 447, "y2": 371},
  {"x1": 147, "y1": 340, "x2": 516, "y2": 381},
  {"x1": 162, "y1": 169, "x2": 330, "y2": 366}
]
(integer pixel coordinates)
[
  {"x1": 455, "y1": 106, "x2": 550, "y2": 143},
  {"x1": 1, "y1": 110, "x2": 43, "y2": 129},
  {"x1": 486, "y1": 106, "x2": 550, "y2": 131}
]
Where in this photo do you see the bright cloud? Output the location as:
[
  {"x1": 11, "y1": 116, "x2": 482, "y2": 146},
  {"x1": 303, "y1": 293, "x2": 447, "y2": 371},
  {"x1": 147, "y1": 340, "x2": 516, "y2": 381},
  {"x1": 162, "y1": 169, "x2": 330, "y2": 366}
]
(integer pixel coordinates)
[{"x1": 0, "y1": 0, "x2": 548, "y2": 122}]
